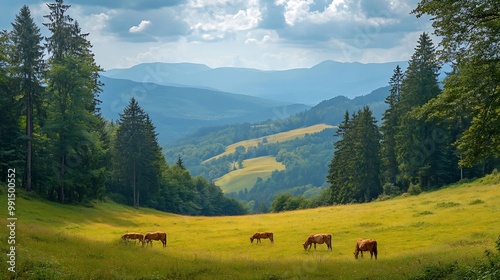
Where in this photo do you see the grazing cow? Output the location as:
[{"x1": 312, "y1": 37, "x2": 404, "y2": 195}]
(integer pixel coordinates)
[
  {"x1": 121, "y1": 232, "x2": 144, "y2": 245},
  {"x1": 144, "y1": 231, "x2": 167, "y2": 247},
  {"x1": 354, "y1": 238, "x2": 378, "y2": 260},
  {"x1": 303, "y1": 233, "x2": 332, "y2": 250},
  {"x1": 250, "y1": 232, "x2": 274, "y2": 243}
]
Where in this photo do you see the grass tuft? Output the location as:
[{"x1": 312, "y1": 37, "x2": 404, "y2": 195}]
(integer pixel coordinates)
[{"x1": 435, "y1": 201, "x2": 461, "y2": 208}]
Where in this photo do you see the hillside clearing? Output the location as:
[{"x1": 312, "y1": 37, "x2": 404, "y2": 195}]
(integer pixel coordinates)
[
  {"x1": 203, "y1": 123, "x2": 336, "y2": 162},
  {"x1": 214, "y1": 156, "x2": 286, "y2": 193},
  {"x1": 1, "y1": 173, "x2": 499, "y2": 279}
]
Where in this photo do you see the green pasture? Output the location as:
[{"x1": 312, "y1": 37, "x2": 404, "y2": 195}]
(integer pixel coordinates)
[
  {"x1": 215, "y1": 156, "x2": 286, "y2": 193},
  {"x1": 1, "y1": 174, "x2": 499, "y2": 279},
  {"x1": 204, "y1": 123, "x2": 335, "y2": 162}
]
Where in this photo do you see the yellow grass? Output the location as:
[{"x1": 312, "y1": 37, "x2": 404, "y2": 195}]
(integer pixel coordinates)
[
  {"x1": 204, "y1": 123, "x2": 336, "y2": 162},
  {"x1": 1, "y1": 174, "x2": 499, "y2": 279},
  {"x1": 214, "y1": 156, "x2": 286, "y2": 193}
]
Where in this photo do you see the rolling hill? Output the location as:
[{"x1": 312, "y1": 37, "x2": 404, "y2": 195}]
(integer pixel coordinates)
[
  {"x1": 103, "y1": 60, "x2": 408, "y2": 104},
  {"x1": 214, "y1": 156, "x2": 286, "y2": 193},
  {"x1": 204, "y1": 123, "x2": 336, "y2": 162},
  {"x1": 2, "y1": 173, "x2": 499, "y2": 279}
]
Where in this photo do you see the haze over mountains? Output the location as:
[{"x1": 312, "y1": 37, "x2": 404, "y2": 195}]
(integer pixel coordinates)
[
  {"x1": 98, "y1": 76, "x2": 309, "y2": 143},
  {"x1": 98, "y1": 60, "x2": 418, "y2": 144},
  {"x1": 102, "y1": 60, "x2": 409, "y2": 105}
]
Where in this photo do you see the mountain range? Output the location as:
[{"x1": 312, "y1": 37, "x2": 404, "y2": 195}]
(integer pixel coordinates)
[
  {"x1": 98, "y1": 76, "x2": 309, "y2": 144},
  {"x1": 98, "y1": 60, "x2": 438, "y2": 144},
  {"x1": 102, "y1": 60, "x2": 409, "y2": 105}
]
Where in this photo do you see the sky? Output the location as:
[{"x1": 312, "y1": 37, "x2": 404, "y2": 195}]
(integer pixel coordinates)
[{"x1": 0, "y1": 0, "x2": 434, "y2": 71}]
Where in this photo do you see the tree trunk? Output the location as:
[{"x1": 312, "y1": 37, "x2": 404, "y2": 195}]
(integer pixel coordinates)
[{"x1": 25, "y1": 93, "x2": 32, "y2": 191}]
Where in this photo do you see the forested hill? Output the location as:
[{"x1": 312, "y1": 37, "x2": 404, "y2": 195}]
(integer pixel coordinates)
[
  {"x1": 98, "y1": 76, "x2": 310, "y2": 144},
  {"x1": 166, "y1": 85, "x2": 390, "y2": 167},
  {"x1": 165, "y1": 86, "x2": 391, "y2": 212}
]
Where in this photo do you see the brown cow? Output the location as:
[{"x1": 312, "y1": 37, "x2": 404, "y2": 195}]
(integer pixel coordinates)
[
  {"x1": 121, "y1": 232, "x2": 144, "y2": 245},
  {"x1": 144, "y1": 231, "x2": 167, "y2": 247},
  {"x1": 354, "y1": 238, "x2": 378, "y2": 260},
  {"x1": 250, "y1": 232, "x2": 274, "y2": 243},
  {"x1": 303, "y1": 233, "x2": 332, "y2": 250}
]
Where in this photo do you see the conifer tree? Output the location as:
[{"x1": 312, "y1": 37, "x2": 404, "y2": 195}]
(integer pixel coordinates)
[
  {"x1": 0, "y1": 30, "x2": 22, "y2": 182},
  {"x1": 113, "y1": 98, "x2": 164, "y2": 208},
  {"x1": 395, "y1": 33, "x2": 457, "y2": 190},
  {"x1": 328, "y1": 107, "x2": 381, "y2": 204},
  {"x1": 380, "y1": 65, "x2": 403, "y2": 187},
  {"x1": 10, "y1": 6, "x2": 45, "y2": 191},
  {"x1": 42, "y1": 0, "x2": 105, "y2": 202},
  {"x1": 327, "y1": 111, "x2": 353, "y2": 204}
]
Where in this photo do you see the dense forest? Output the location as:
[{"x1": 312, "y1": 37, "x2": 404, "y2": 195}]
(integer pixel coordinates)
[{"x1": 0, "y1": 0, "x2": 246, "y2": 216}]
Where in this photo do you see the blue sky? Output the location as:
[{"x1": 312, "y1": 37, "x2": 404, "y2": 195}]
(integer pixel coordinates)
[{"x1": 0, "y1": 0, "x2": 434, "y2": 70}]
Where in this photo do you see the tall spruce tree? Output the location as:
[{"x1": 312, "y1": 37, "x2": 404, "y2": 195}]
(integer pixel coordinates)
[
  {"x1": 396, "y1": 33, "x2": 457, "y2": 190},
  {"x1": 10, "y1": 6, "x2": 45, "y2": 191},
  {"x1": 0, "y1": 30, "x2": 22, "y2": 182},
  {"x1": 327, "y1": 111, "x2": 353, "y2": 204},
  {"x1": 113, "y1": 98, "x2": 164, "y2": 208},
  {"x1": 380, "y1": 65, "x2": 403, "y2": 187},
  {"x1": 328, "y1": 107, "x2": 381, "y2": 204},
  {"x1": 43, "y1": 0, "x2": 106, "y2": 202}
]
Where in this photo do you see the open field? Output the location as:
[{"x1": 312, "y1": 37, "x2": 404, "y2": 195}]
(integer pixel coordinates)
[
  {"x1": 203, "y1": 123, "x2": 336, "y2": 162},
  {"x1": 214, "y1": 156, "x2": 286, "y2": 193},
  {"x1": 1, "y1": 174, "x2": 499, "y2": 279}
]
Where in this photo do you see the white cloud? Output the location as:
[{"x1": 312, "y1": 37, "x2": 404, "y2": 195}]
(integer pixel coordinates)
[
  {"x1": 276, "y1": 0, "x2": 314, "y2": 26},
  {"x1": 129, "y1": 20, "x2": 152, "y2": 33}
]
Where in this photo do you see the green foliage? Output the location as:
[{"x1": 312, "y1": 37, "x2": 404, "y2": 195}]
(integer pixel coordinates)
[
  {"x1": 381, "y1": 183, "x2": 402, "y2": 198},
  {"x1": 395, "y1": 32, "x2": 458, "y2": 191},
  {"x1": 328, "y1": 107, "x2": 382, "y2": 204},
  {"x1": 112, "y1": 98, "x2": 163, "y2": 207},
  {"x1": 0, "y1": 30, "x2": 23, "y2": 182},
  {"x1": 408, "y1": 183, "x2": 423, "y2": 195},
  {"x1": 271, "y1": 193, "x2": 310, "y2": 212},
  {"x1": 414, "y1": 0, "x2": 500, "y2": 168},
  {"x1": 380, "y1": 66, "x2": 403, "y2": 186},
  {"x1": 9, "y1": 5, "x2": 45, "y2": 191}
]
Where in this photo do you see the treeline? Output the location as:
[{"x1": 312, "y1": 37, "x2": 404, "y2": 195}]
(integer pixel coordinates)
[
  {"x1": 327, "y1": 0, "x2": 500, "y2": 205},
  {"x1": 0, "y1": 1, "x2": 246, "y2": 216}
]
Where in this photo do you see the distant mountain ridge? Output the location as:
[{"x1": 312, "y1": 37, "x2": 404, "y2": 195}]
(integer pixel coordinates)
[
  {"x1": 103, "y1": 60, "x2": 409, "y2": 104},
  {"x1": 98, "y1": 76, "x2": 310, "y2": 144}
]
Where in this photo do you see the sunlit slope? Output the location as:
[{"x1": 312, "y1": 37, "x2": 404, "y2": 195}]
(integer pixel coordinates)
[
  {"x1": 214, "y1": 156, "x2": 286, "y2": 193},
  {"x1": 1, "y1": 174, "x2": 499, "y2": 279},
  {"x1": 204, "y1": 123, "x2": 336, "y2": 162}
]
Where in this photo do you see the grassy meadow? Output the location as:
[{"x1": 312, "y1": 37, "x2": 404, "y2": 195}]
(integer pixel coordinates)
[
  {"x1": 204, "y1": 124, "x2": 336, "y2": 162},
  {"x1": 215, "y1": 156, "x2": 286, "y2": 193},
  {"x1": 1, "y1": 174, "x2": 499, "y2": 279}
]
